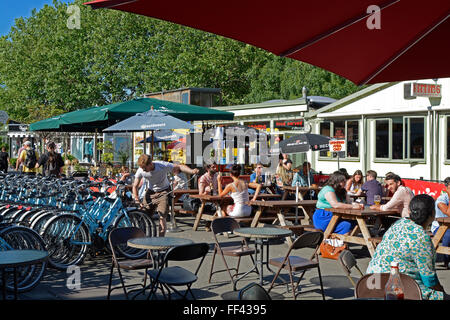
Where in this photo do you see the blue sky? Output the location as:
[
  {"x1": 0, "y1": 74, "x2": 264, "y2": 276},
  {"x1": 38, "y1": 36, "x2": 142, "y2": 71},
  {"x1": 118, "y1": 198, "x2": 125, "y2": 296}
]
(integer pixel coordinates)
[{"x1": 0, "y1": 0, "x2": 72, "y2": 36}]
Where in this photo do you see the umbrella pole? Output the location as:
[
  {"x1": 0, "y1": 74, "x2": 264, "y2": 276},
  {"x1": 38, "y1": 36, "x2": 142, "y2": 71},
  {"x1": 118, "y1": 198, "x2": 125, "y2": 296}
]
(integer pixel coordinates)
[{"x1": 151, "y1": 130, "x2": 154, "y2": 161}]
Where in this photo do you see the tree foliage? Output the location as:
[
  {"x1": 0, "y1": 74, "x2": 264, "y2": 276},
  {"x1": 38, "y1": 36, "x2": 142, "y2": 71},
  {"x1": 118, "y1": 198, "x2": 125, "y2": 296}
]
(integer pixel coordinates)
[{"x1": 0, "y1": 0, "x2": 363, "y2": 123}]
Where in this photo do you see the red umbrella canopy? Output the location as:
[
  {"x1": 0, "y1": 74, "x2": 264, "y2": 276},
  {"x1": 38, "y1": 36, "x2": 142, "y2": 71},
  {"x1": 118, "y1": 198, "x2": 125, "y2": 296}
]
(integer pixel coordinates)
[{"x1": 85, "y1": 0, "x2": 450, "y2": 85}]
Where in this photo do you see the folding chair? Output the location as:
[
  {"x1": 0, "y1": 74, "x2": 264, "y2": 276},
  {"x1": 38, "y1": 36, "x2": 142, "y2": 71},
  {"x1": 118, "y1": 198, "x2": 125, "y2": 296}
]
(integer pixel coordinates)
[
  {"x1": 146, "y1": 242, "x2": 209, "y2": 300},
  {"x1": 107, "y1": 227, "x2": 153, "y2": 300},
  {"x1": 355, "y1": 273, "x2": 422, "y2": 300},
  {"x1": 338, "y1": 249, "x2": 364, "y2": 287},
  {"x1": 267, "y1": 231, "x2": 325, "y2": 300},
  {"x1": 209, "y1": 217, "x2": 255, "y2": 290},
  {"x1": 238, "y1": 282, "x2": 272, "y2": 300}
]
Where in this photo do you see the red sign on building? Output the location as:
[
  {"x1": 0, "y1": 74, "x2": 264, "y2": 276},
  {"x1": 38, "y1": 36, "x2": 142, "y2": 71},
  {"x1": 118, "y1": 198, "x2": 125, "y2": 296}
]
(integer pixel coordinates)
[{"x1": 412, "y1": 83, "x2": 442, "y2": 98}]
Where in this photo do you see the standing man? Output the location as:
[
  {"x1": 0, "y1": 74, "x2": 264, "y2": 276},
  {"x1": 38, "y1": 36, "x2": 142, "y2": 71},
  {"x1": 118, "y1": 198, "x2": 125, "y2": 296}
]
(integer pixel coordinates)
[
  {"x1": 15, "y1": 138, "x2": 29, "y2": 172},
  {"x1": 356, "y1": 170, "x2": 383, "y2": 205},
  {"x1": 432, "y1": 177, "x2": 450, "y2": 269},
  {"x1": 35, "y1": 141, "x2": 65, "y2": 177},
  {"x1": 0, "y1": 146, "x2": 9, "y2": 173},
  {"x1": 132, "y1": 154, "x2": 199, "y2": 236},
  {"x1": 370, "y1": 173, "x2": 414, "y2": 218},
  {"x1": 16, "y1": 141, "x2": 39, "y2": 175}
]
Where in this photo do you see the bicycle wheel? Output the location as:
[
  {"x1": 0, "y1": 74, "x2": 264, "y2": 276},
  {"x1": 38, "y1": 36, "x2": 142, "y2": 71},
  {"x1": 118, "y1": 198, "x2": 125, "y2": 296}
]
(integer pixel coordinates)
[
  {"x1": 30, "y1": 211, "x2": 58, "y2": 234},
  {"x1": 41, "y1": 214, "x2": 90, "y2": 271},
  {"x1": 0, "y1": 225, "x2": 47, "y2": 292},
  {"x1": 113, "y1": 210, "x2": 156, "y2": 259}
]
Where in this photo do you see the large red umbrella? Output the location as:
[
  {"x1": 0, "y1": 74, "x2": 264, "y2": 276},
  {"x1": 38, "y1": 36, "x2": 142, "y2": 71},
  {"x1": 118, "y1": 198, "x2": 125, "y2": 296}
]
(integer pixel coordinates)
[{"x1": 85, "y1": 0, "x2": 450, "y2": 85}]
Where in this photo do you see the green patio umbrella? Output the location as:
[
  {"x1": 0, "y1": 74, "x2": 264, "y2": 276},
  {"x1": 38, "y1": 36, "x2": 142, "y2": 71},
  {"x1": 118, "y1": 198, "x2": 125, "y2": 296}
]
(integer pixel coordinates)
[{"x1": 30, "y1": 97, "x2": 234, "y2": 132}]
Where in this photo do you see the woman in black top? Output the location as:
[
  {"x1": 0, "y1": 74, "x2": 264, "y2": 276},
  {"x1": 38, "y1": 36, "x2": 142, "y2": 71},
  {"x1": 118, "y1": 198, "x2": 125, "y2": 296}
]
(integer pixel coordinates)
[{"x1": 36, "y1": 141, "x2": 65, "y2": 177}]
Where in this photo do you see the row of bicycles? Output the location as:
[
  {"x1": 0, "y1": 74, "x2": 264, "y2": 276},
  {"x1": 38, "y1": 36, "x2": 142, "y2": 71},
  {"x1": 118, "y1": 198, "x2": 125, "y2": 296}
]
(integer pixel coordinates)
[{"x1": 0, "y1": 172, "x2": 158, "y2": 293}]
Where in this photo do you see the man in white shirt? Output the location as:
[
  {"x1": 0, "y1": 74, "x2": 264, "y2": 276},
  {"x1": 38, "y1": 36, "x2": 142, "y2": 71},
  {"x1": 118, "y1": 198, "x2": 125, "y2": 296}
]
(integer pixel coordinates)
[
  {"x1": 132, "y1": 154, "x2": 198, "y2": 236},
  {"x1": 370, "y1": 173, "x2": 414, "y2": 218}
]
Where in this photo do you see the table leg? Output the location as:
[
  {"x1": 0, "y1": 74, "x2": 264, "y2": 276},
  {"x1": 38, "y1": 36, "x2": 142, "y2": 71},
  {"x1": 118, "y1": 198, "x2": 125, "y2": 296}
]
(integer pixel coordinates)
[
  {"x1": 277, "y1": 210, "x2": 293, "y2": 247},
  {"x1": 193, "y1": 201, "x2": 206, "y2": 231},
  {"x1": 315, "y1": 214, "x2": 340, "y2": 255},
  {"x1": 251, "y1": 207, "x2": 263, "y2": 228},
  {"x1": 1, "y1": 268, "x2": 5, "y2": 300},
  {"x1": 256, "y1": 239, "x2": 264, "y2": 286},
  {"x1": 13, "y1": 267, "x2": 18, "y2": 300},
  {"x1": 356, "y1": 217, "x2": 376, "y2": 257}
]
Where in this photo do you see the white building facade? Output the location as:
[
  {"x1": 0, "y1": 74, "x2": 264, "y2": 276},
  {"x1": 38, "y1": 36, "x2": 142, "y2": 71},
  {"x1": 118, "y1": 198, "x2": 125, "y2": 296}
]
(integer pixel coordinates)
[{"x1": 309, "y1": 78, "x2": 450, "y2": 181}]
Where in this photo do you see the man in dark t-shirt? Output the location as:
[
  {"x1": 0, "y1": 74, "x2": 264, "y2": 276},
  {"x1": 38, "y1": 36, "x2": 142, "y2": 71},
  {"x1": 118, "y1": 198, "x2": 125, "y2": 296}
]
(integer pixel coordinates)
[
  {"x1": 356, "y1": 170, "x2": 383, "y2": 205},
  {"x1": 0, "y1": 146, "x2": 9, "y2": 172}
]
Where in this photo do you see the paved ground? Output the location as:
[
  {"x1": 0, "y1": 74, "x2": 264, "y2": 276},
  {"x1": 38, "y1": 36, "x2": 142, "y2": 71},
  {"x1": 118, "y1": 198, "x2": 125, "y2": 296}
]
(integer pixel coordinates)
[{"x1": 12, "y1": 215, "x2": 450, "y2": 301}]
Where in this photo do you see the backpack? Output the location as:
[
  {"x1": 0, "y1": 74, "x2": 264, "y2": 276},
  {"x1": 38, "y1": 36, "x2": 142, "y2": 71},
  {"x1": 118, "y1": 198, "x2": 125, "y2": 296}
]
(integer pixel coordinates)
[{"x1": 24, "y1": 148, "x2": 37, "y2": 169}]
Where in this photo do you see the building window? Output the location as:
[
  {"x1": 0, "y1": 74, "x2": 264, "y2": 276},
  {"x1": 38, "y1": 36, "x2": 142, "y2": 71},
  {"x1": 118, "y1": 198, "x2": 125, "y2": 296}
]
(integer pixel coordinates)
[
  {"x1": 375, "y1": 119, "x2": 389, "y2": 159},
  {"x1": 346, "y1": 120, "x2": 359, "y2": 158},
  {"x1": 319, "y1": 121, "x2": 330, "y2": 157},
  {"x1": 374, "y1": 117, "x2": 425, "y2": 161},
  {"x1": 407, "y1": 117, "x2": 424, "y2": 159},
  {"x1": 319, "y1": 120, "x2": 359, "y2": 159},
  {"x1": 392, "y1": 117, "x2": 403, "y2": 160},
  {"x1": 447, "y1": 117, "x2": 450, "y2": 161}
]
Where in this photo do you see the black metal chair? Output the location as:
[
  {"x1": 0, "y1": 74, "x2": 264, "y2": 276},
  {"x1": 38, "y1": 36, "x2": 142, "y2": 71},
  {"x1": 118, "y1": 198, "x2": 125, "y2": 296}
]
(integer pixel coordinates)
[
  {"x1": 107, "y1": 227, "x2": 154, "y2": 300},
  {"x1": 267, "y1": 231, "x2": 325, "y2": 300},
  {"x1": 338, "y1": 249, "x2": 364, "y2": 287},
  {"x1": 238, "y1": 282, "x2": 272, "y2": 300},
  {"x1": 209, "y1": 217, "x2": 256, "y2": 289},
  {"x1": 146, "y1": 242, "x2": 209, "y2": 300}
]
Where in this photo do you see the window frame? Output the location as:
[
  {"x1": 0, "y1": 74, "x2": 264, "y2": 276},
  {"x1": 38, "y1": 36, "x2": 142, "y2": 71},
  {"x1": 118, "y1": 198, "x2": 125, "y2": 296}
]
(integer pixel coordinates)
[
  {"x1": 318, "y1": 119, "x2": 360, "y2": 161},
  {"x1": 372, "y1": 116, "x2": 426, "y2": 163}
]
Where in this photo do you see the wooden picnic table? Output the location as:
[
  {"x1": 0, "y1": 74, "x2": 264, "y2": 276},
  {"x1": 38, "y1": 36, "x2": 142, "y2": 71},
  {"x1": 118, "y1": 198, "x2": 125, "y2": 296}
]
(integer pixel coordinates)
[
  {"x1": 247, "y1": 200, "x2": 318, "y2": 246},
  {"x1": 322, "y1": 207, "x2": 400, "y2": 257},
  {"x1": 189, "y1": 193, "x2": 281, "y2": 231},
  {"x1": 432, "y1": 217, "x2": 450, "y2": 255},
  {"x1": 173, "y1": 189, "x2": 199, "y2": 203},
  {"x1": 281, "y1": 185, "x2": 321, "y2": 201}
]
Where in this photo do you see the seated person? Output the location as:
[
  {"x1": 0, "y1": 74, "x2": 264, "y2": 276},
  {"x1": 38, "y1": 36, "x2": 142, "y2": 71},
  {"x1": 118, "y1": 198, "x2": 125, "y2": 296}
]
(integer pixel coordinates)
[
  {"x1": 298, "y1": 162, "x2": 317, "y2": 187},
  {"x1": 172, "y1": 166, "x2": 188, "y2": 190},
  {"x1": 276, "y1": 158, "x2": 293, "y2": 186},
  {"x1": 346, "y1": 170, "x2": 363, "y2": 194},
  {"x1": 356, "y1": 170, "x2": 383, "y2": 206},
  {"x1": 217, "y1": 164, "x2": 261, "y2": 217},
  {"x1": 198, "y1": 163, "x2": 219, "y2": 195},
  {"x1": 370, "y1": 173, "x2": 414, "y2": 218},
  {"x1": 313, "y1": 171, "x2": 362, "y2": 235},
  {"x1": 292, "y1": 171, "x2": 308, "y2": 187},
  {"x1": 432, "y1": 177, "x2": 450, "y2": 269},
  {"x1": 367, "y1": 194, "x2": 448, "y2": 300},
  {"x1": 249, "y1": 163, "x2": 266, "y2": 194}
]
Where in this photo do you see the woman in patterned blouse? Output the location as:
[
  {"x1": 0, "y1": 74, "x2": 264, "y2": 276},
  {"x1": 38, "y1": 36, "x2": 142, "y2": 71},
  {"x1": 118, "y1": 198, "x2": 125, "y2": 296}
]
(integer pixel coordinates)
[{"x1": 367, "y1": 194, "x2": 448, "y2": 300}]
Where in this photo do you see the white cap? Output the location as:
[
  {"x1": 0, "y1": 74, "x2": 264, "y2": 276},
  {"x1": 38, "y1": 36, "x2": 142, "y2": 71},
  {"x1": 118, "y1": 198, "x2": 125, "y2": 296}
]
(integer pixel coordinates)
[
  {"x1": 390, "y1": 261, "x2": 399, "y2": 267},
  {"x1": 24, "y1": 141, "x2": 32, "y2": 146}
]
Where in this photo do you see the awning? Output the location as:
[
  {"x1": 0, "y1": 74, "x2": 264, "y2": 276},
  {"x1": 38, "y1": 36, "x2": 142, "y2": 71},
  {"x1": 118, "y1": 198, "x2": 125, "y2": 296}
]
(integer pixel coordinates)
[
  {"x1": 30, "y1": 97, "x2": 234, "y2": 132},
  {"x1": 84, "y1": 0, "x2": 450, "y2": 86}
]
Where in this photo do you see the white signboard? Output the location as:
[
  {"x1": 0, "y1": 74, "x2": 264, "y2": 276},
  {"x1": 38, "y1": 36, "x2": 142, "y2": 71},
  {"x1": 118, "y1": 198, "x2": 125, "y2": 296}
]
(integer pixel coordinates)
[{"x1": 329, "y1": 140, "x2": 346, "y2": 152}]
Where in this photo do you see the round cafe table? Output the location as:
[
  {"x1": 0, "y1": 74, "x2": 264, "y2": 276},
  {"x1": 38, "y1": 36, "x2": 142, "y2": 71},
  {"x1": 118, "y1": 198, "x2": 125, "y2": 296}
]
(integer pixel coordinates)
[
  {"x1": 0, "y1": 250, "x2": 48, "y2": 300},
  {"x1": 233, "y1": 227, "x2": 293, "y2": 288},
  {"x1": 127, "y1": 237, "x2": 194, "y2": 299}
]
